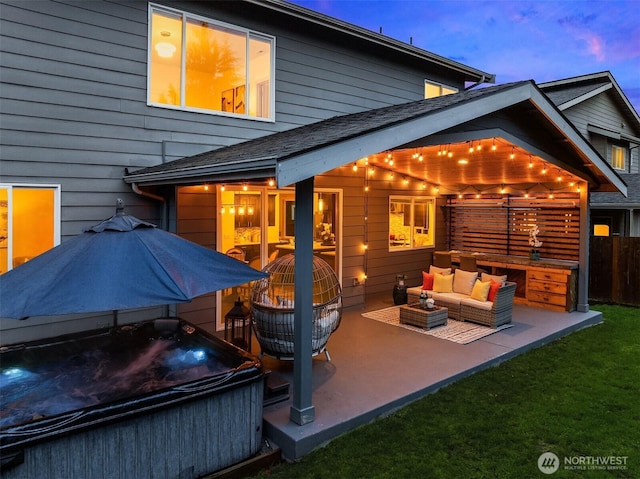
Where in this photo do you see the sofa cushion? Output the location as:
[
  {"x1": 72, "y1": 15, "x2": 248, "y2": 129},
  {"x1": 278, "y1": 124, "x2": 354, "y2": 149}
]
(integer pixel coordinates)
[
  {"x1": 487, "y1": 280, "x2": 502, "y2": 302},
  {"x1": 481, "y1": 272, "x2": 507, "y2": 285},
  {"x1": 453, "y1": 269, "x2": 478, "y2": 295},
  {"x1": 433, "y1": 273, "x2": 454, "y2": 292},
  {"x1": 460, "y1": 296, "x2": 494, "y2": 311},
  {"x1": 429, "y1": 265, "x2": 452, "y2": 275},
  {"x1": 422, "y1": 271, "x2": 434, "y2": 290},
  {"x1": 470, "y1": 279, "x2": 491, "y2": 301},
  {"x1": 430, "y1": 291, "x2": 466, "y2": 306}
]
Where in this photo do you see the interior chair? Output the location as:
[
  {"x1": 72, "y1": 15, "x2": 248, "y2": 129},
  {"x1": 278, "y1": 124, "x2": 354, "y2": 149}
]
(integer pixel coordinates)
[
  {"x1": 225, "y1": 247, "x2": 247, "y2": 298},
  {"x1": 225, "y1": 247, "x2": 246, "y2": 262},
  {"x1": 433, "y1": 251, "x2": 452, "y2": 268},
  {"x1": 459, "y1": 254, "x2": 477, "y2": 272}
]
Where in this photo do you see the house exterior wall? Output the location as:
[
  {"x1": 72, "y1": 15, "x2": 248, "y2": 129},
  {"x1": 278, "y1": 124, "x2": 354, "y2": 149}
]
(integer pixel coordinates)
[
  {"x1": 560, "y1": 92, "x2": 639, "y2": 174},
  {"x1": 1, "y1": 0, "x2": 467, "y2": 341},
  {"x1": 1, "y1": 0, "x2": 465, "y2": 238}
]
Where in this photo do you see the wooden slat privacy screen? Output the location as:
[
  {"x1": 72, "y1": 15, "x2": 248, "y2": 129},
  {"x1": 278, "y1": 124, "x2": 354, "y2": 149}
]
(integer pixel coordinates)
[{"x1": 446, "y1": 194, "x2": 580, "y2": 261}]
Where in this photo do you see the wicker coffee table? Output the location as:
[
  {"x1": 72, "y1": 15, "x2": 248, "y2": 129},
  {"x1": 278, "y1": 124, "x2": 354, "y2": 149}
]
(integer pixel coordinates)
[{"x1": 399, "y1": 303, "x2": 448, "y2": 330}]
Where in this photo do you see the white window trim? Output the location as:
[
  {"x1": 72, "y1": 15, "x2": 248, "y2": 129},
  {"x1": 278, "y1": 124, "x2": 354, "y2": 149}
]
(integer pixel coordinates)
[
  {"x1": 611, "y1": 144, "x2": 627, "y2": 171},
  {"x1": 0, "y1": 183, "x2": 61, "y2": 271},
  {"x1": 147, "y1": 3, "x2": 276, "y2": 122},
  {"x1": 389, "y1": 195, "x2": 435, "y2": 251}
]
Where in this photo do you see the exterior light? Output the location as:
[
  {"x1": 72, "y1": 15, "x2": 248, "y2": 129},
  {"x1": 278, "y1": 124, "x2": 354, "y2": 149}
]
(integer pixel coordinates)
[{"x1": 352, "y1": 163, "x2": 358, "y2": 172}]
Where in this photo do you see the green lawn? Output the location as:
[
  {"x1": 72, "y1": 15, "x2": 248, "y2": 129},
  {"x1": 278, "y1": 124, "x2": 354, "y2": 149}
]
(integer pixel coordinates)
[{"x1": 252, "y1": 305, "x2": 639, "y2": 478}]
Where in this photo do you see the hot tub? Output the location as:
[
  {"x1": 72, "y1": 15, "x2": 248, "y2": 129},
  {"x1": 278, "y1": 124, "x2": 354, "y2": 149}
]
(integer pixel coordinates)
[{"x1": 0, "y1": 319, "x2": 265, "y2": 478}]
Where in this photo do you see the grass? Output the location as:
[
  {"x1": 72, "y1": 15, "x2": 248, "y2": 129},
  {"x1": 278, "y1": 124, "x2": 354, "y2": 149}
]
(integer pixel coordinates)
[{"x1": 251, "y1": 305, "x2": 640, "y2": 478}]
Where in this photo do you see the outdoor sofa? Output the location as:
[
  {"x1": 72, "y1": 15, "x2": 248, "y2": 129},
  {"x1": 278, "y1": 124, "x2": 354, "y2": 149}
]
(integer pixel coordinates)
[{"x1": 407, "y1": 266, "x2": 517, "y2": 328}]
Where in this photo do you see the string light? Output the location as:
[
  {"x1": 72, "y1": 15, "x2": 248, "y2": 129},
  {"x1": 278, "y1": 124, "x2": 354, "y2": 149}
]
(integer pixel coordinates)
[
  {"x1": 510, "y1": 147, "x2": 515, "y2": 160},
  {"x1": 491, "y1": 138, "x2": 497, "y2": 152},
  {"x1": 352, "y1": 163, "x2": 358, "y2": 172}
]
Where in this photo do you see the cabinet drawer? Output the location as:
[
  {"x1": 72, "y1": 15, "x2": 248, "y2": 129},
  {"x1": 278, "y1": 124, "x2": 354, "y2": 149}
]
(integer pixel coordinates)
[
  {"x1": 528, "y1": 290, "x2": 566, "y2": 307},
  {"x1": 528, "y1": 279, "x2": 567, "y2": 295},
  {"x1": 529, "y1": 270, "x2": 567, "y2": 283}
]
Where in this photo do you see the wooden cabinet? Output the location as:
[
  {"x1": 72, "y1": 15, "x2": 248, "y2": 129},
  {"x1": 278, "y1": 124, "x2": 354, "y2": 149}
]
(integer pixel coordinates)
[
  {"x1": 526, "y1": 268, "x2": 577, "y2": 312},
  {"x1": 463, "y1": 254, "x2": 579, "y2": 313}
]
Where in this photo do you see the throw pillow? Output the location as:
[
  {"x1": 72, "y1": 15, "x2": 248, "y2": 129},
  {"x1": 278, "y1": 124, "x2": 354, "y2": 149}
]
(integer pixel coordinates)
[
  {"x1": 470, "y1": 279, "x2": 491, "y2": 302},
  {"x1": 481, "y1": 272, "x2": 508, "y2": 285},
  {"x1": 429, "y1": 265, "x2": 452, "y2": 275},
  {"x1": 422, "y1": 271, "x2": 434, "y2": 290},
  {"x1": 487, "y1": 280, "x2": 502, "y2": 302},
  {"x1": 452, "y1": 269, "x2": 478, "y2": 295},
  {"x1": 433, "y1": 273, "x2": 454, "y2": 293}
]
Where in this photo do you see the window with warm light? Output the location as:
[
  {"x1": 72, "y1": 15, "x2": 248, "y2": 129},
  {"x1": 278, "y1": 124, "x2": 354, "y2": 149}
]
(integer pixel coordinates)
[
  {"x1": 389, "y1": 196, "x2": 435, "y2": 251},
  {"x1": 0, "y1": 185, "x2": 60, "y2": 273},
  {"x1": 611, "y1": 145, "x2": 626, "y2": 170},
  {"x1": 148, "y1": 4, "x2": 274, "y2": 120},
  {"x1": 424, "y1": 80, "x2": 457, "y2": 98}
]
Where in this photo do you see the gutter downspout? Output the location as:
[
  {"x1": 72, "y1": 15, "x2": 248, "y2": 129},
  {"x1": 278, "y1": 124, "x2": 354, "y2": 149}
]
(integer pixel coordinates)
[
  {"x1": 464, "y1": 75, "x2": 487, "y2": 91},
  {"x1": 131, "y1": 182, "x2": 171, "y2": 317}
]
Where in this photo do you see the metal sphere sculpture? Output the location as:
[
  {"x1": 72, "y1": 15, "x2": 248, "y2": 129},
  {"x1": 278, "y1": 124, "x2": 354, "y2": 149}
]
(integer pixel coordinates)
[{"x1": 250, "y1": 254, "x2": 342, "y2": 360}]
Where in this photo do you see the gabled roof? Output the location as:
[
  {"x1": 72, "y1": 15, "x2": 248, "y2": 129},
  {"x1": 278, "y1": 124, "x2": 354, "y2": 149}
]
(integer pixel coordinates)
[
  {"x1": 125, "y1": 81, "x2": 626, "y2": 196},
  {"x1": 539, "y1": 71, "x2": 640, "y2": 132}
]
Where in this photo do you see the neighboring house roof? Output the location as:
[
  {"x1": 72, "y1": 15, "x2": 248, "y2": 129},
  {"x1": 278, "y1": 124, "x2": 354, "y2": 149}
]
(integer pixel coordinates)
[
  {"x1": 250, "y1": 0, "x2": 495, "y2": 85},
  {"x1": 542, "y1": 80, "x2": 611, "y2": 109},
  {"x1": 540, "y1": 71, "x2": 639, "y2": 208},
  {"x1": 539, "y1": 71, "x2": 640, "y2": 131},
  {"x1": 591, "y1": 174, "x2": 640, "y2": 207},
  {"x1": 125, "y1": 81, "x2": 626, "y2": 196}
]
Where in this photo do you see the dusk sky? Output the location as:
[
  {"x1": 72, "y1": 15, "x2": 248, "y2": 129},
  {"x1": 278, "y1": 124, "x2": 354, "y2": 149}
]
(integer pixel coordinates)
[{"x1": 289, "y1": 0, "x2": 640, "y2": 113}]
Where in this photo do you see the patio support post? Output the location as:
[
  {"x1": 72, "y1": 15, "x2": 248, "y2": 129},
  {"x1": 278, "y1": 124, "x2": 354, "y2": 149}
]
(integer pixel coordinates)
[
  {"x1": 577, "y1": 185, "x2": 590, "y2": 312},
  {"x1": 290, "y1": 176, "x2": 315, "y2": 425}
]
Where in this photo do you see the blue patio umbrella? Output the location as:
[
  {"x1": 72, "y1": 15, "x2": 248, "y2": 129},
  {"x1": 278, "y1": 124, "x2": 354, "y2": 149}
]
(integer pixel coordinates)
[{"x1": 0, "y1": 200, "x2": 267, "y2": 320}]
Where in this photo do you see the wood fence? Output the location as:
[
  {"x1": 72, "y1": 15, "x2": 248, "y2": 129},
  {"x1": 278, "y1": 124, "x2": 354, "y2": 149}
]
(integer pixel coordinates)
[{"x1": 589, "y1": 236, "x2": 640, "y2": 307}]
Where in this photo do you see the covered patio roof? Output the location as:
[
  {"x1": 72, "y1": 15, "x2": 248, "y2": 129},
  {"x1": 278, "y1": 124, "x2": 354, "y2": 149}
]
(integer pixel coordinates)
[{"x1": 125, "y1": 81, "x2": 626, "y2": 197}]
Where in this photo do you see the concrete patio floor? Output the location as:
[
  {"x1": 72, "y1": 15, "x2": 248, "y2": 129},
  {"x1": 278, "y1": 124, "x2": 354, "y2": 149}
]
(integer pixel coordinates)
[{"x1": 257, "y1": 299, "x2": 603, "y2": 461}]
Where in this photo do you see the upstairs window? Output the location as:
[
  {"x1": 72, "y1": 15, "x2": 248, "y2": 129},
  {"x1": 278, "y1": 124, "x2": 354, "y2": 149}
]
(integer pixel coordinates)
[
  {"x1": 611, "y1": 145, "x2": 626, "y2": 170},
  {"x1": 148, "y1": 4, "x2": 275, "y2": 120},
  {"x1": 425, "y1": 80, "x2": 457, "y2": 98}
]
